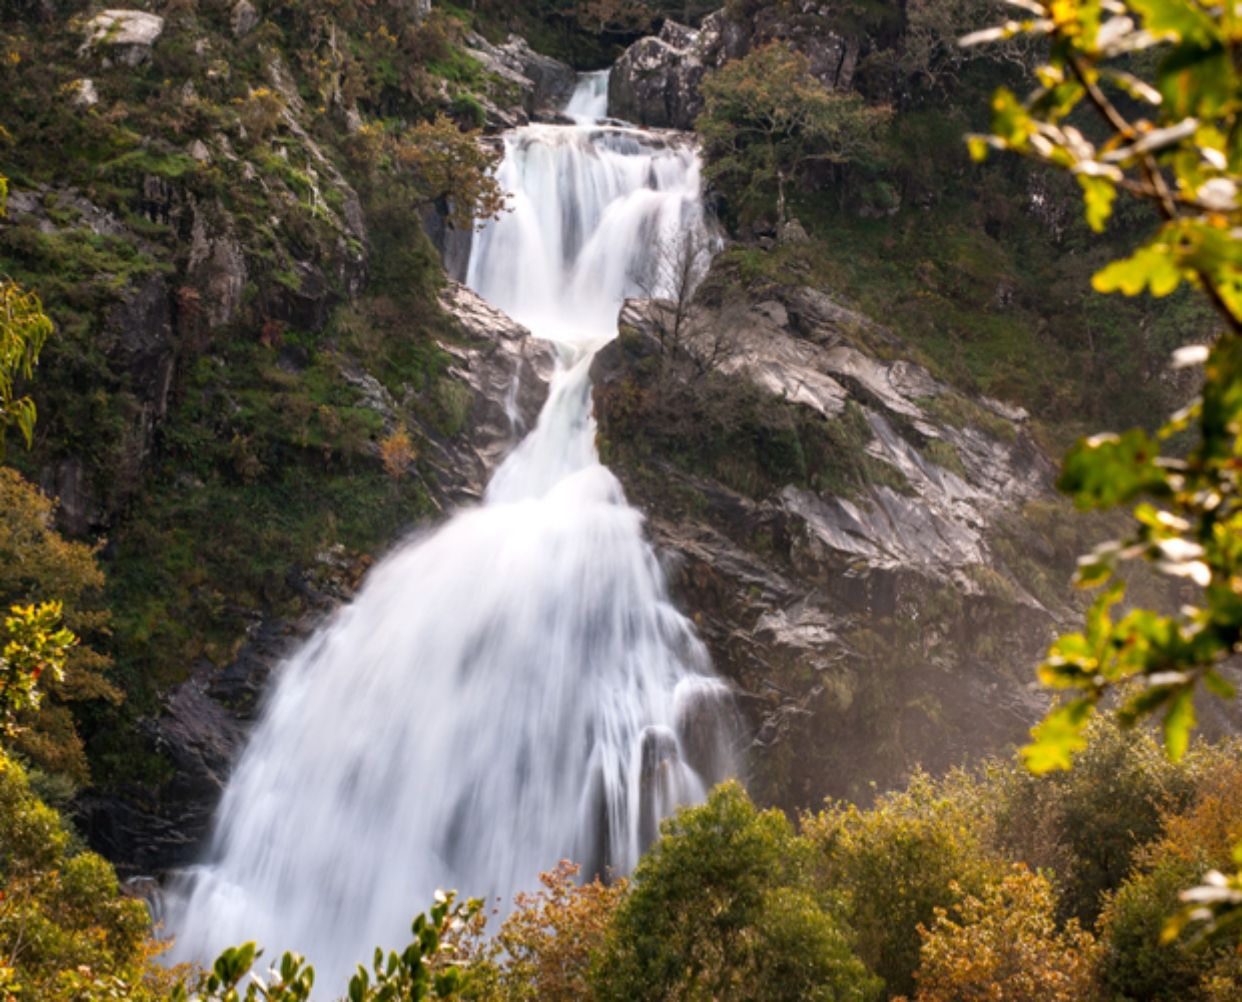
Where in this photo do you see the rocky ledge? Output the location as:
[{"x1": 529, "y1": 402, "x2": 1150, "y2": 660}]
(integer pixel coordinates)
[{"x1": 593, "y1": 283, "x2": 1067, "y2": 808}]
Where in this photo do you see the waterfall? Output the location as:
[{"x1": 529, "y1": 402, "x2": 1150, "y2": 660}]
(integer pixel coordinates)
[{"x1": 165, "y1": 74, "x2": 734, "y2": 987}]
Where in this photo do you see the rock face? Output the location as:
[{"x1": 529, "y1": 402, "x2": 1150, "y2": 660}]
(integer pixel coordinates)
[
  {"x1": 83, "y1": 10, "x2": 165, "y2": 66},
  {"x1": 609, "y1": 6, "x2": 860, "y2": 130},
  {"x1": 594, "y1": 285, "x2": 1066, "y2": 808},
  {"x1": 464, "y1": 33, "x2": 577, "y2": 126},
  {"x1": 80, "y1": 282, "x2": 555, "y2": 874},
  {"x1": 608, "y1": 21, "x2": 712, "y2": 130}
]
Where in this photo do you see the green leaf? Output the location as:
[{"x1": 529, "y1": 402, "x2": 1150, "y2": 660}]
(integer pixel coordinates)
[
  {"x1": 1163, "y1": 685, "x2": 1197, "y2": 760},
  {"x1": 1129, "y1": 0, "x2": 1221, "y2": 46},
  {"x1": 1093, "y1": 241, "x2": 1183, "y2": 297},
  {"x1": 1023, "y1": 698, "x2": 1095, "y2": 773},
  {"x1": 1058, "y1": 429, "x2": 1168, "y2": 508},
  {"x1": 989, "y1": 87, "x2": 1035, "y2": 148},
  {"x1": 1204, "y1": 669, "x2": 1237, "y2": 699},
  {"x1": 1078, "y1": 174, "x2": 1117, "y2": 232}
]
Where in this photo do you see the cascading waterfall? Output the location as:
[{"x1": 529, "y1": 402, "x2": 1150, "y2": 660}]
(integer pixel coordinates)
[{"x1": 166, "y1": 73, "x2": 734, "y2": 986}]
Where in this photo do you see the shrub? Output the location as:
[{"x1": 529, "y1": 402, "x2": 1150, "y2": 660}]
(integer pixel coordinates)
[
  {"x1": 904, "y1": 865, "x2": 1102, "y2": 1002},
  {"x1": 989, "y1": 717, "x2": 1195, "y2": 925},
  {"x1": 476, "y1": 861, "x2": 626, "y2": 1002},
  {"x1": 0, "y1": 749, "x2": 166, "y2": 1000},
  {"x1": 593, "y1": 781, "x2": 880, "y2": 1002},
  {"x1": 804, "y1": 771, "x2": 1001, "y2": 997},
  {"x1": 1097, "y1": 748, "x2": 1242, "y2": 1001}
]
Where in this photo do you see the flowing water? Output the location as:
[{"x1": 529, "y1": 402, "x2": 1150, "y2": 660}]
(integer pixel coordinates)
[{"x1": 166, "y1": 74, "x2": 734, "y2": 985}]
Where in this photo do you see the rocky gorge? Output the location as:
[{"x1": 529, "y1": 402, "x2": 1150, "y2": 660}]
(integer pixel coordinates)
[
  {"x1": 59, "y1": 16, "x2": 1063, "y2": 876},
  {"x1": 0, "y1": 0, "x2": 1212, "y2": 883}
]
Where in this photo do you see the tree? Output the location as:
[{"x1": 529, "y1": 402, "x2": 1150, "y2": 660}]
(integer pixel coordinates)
[
  {"x1": 635, "y1": 230, "x2": 737, "y2": 377},
  {"x1": 0, "y1": 165, "x2": 50, "y2": 459},
  {"x1": 395, "y1": 115, "x2": 507, "y2": 231},
  {"x1": 0, "y1": 748, "x2": 167, "y2": 1001},
  {"x1": 989, "y1": 716, "x2": 1195, "y2": 925},
  {"x1": 593, "y1": 781, "x2": 880, "y2": 1002},
  {"x1": 803, "y1": 772, "x2": 1002, "y2": 997},
  {"x1": 0, "y1": 467, "x2": 119, "y2": 788},
  {"x1": 1096, "y1": 747, "x2": 1242, "y2": 1000},
  {"x1": 0, "y1": 602, "x2": 74, "y2": 736},
  {"x1": 474, "y1": 861, "x2": 626, "y2": 1002},
  {"x1": 0, "y1": 272, "x2": 52, "y2": 460},
  {"x1": 903, "y1": 866, "x2": 1102, "y2": 1002},
  {"x1": 964, "y1": 0, "x2": 1242, "y2": 939},
  {"x1": 696, "y1": 43, "x2": 890, "y2": 227}
]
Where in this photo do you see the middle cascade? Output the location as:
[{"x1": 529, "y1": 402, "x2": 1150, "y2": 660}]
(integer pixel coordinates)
[{"x1": 166, "y1": 75, "x2": 734, "y2": 986}]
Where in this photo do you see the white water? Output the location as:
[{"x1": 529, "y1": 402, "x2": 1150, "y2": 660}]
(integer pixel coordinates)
[
  {"x1": 166, "y1": 75, "x2": 733, "y2": 986},
  {"x1": 564, "y1": 68, "x2": 609, "y2": 122}
]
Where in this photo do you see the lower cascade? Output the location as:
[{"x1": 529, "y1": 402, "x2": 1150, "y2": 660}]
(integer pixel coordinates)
[{"x1": 165, "y1": 74, "x2": 736, "y2": 983}]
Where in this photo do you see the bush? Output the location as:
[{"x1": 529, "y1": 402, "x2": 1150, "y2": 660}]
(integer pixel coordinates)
[
  {"x1": 904, "y1": 865, "x2": 1102, "y2": 1002},
  {"x1": 804, "y1": 772, "x2": 1001, "y2": 997},
  {"x1": 989, "y1": 716, "x2": 1195, "y2": 924},
  {"x1": 473, "y1": 861, "x2": 626, "y2": 1002},
  {"x1": 1097, "y1": 747, "x2": 1242, "y2": 1001},
  {"x1": 0, "y1": 468, "x2": 119, "y2": 788},
  {"x1": 593, "y1": 781, "x2": 880, "y2": 1002},
  {"x1": 0, "y1": 749, "x2": 166, "y2": 1000}
]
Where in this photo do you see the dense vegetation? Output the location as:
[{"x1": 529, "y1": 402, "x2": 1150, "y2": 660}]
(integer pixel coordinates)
[
  {"x1": 6, "y1": 723, "x2": 1235, "y2": 999},
  {"x1": 0, "y1": 0, "x2": 512, "y2": 794}
]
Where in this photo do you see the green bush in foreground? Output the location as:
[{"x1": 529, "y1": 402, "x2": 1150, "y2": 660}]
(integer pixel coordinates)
[{"x1": 594, "y1": 781, "x2": 881, "y2": 1002}]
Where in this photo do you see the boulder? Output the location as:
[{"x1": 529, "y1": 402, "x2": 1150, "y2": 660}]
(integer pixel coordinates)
[
  {"x1": 83, "y1": 10, "x2": 164, "y2": 67},
  {"x1": 609, "y1": 22, "x2": 707, "y2": 130},
  {"x1": 70, "y1": 78, "x2": 98, "y2": 107},
  {"x1": 230, "y1": 0, "x2": 258, "y2": 37}
]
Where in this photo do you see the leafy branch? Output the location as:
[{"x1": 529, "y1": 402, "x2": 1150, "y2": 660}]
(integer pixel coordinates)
[{"x1": 964, "y1": 0, "x2": 1242, "y2": 939}]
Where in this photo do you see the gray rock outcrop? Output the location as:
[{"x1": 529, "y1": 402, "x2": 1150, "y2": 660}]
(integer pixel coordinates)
[
  {"x1": 83, "y1": 10, "x2": 164, "y2": 66},
  {"x1": 464, "y1": 33, "x2": 577, "y2": 124},
  {"x1": 594, "y1": 285, "x2": 1065, "y2": 807},
  {"x1": 609, "y1": 6, "x2": 861, "y2": 130}
]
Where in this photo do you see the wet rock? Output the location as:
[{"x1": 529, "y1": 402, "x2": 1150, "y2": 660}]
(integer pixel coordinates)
[
  {"x1": 433, "y1": 282, "x2": 556, "y2": 492},
  {"x1": 419, "y1": 202, "x2": 474, "y2": 282}
]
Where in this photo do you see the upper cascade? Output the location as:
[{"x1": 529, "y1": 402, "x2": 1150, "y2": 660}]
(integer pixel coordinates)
[
  {"x1": 164, "y1": 72, "x2": 735, "y2": 988},
  {"x1": 467, "y1": 71, "x2": 716, "y2": 349}
]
